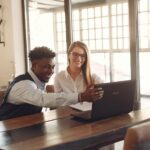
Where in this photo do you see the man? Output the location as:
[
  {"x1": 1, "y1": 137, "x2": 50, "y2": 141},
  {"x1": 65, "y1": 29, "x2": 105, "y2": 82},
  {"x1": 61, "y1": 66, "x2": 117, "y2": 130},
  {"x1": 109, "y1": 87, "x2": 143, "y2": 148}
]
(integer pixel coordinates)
[{"x1": 0, "y1": 46, "x2": 103, "y2": 120}]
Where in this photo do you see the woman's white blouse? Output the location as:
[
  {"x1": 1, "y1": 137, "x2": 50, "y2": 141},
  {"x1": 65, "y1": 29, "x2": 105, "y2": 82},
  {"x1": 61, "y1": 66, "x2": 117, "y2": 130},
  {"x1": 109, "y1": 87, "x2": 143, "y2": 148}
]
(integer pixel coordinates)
[{"x1": 54, "y1": 70, "x2": 103, "y2": 94}]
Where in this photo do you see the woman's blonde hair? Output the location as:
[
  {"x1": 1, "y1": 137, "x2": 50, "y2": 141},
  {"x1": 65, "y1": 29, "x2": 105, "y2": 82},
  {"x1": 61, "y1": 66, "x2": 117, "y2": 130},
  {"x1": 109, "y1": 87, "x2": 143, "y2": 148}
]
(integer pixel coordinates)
[{"x1": 67, "y1": 41, "x2": 94, "y2": 86}]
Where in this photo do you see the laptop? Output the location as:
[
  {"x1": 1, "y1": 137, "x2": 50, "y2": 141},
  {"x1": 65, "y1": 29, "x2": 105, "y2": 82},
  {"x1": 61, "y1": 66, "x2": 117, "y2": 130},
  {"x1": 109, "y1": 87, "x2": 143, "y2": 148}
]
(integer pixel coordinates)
[{"x1": 71, "y1": 80, "x2": 135, "y2": 122}]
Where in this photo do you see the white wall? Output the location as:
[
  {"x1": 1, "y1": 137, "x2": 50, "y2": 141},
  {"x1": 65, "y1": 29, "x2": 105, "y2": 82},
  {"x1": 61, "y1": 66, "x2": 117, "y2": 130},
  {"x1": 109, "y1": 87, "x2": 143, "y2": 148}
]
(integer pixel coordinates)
[{"x1": 0, "y1": 0, "x2": 25, "y2": 87}]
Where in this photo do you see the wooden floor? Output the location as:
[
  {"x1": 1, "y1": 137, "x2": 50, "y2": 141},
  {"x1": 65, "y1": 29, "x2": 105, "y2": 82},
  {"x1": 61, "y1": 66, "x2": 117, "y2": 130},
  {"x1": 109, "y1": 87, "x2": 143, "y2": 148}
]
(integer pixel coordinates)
[{"x1": 114, "y1": 97, "x2": 150, "y2": 150}]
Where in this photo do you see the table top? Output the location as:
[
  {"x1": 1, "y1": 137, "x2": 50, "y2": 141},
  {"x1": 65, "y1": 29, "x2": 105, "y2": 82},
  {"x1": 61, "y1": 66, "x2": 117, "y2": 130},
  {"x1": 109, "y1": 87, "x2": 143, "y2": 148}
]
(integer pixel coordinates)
[{"x1": 0, "y1": 106, "x2": 150, "y2": 150}]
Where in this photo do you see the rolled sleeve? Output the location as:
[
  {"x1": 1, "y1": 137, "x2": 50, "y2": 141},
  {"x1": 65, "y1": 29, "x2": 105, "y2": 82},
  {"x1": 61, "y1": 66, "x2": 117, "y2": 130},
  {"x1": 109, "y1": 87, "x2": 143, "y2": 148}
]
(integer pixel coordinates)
[{"x1": 8, "y1": 80, "x2": 78, "y2": 108}]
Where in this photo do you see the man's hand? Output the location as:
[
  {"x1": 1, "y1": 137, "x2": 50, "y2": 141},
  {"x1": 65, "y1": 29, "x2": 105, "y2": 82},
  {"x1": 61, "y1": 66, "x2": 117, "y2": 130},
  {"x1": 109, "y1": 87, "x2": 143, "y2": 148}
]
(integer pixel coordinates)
[
  {"x1": 46, "y1": 85, "x2": 54, "y2": 93},
  {"x1": 79, "y1": 86, "x2": 104, "y2": 102}
]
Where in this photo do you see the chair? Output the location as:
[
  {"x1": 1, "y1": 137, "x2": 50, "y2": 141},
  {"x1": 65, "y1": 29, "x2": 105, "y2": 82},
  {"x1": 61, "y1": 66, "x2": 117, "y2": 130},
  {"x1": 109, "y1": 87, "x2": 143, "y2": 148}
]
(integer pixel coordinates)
[
  {"x1": 0, "y1": 90, "x2": 5, "y2": 105},
  {"x1": 123, "y1": 121, "x2": 150, "y2": 150}
]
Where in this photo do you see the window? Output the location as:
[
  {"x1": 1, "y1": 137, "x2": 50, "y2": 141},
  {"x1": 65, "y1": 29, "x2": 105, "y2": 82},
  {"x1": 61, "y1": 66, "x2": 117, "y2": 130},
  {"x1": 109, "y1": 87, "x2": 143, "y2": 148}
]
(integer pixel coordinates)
[
  {"x1": 26, "y1": 0, "x2": 130, "y2": 84},
  {"x1": 54, "y1": 0, "x2": 130, "y2": 82},
  {"x1": 138, "y1": 0, "x2": 150, "y2": 96},
  {"x1": 24, "y1": 0, "x2": 150, "y2": 97}
]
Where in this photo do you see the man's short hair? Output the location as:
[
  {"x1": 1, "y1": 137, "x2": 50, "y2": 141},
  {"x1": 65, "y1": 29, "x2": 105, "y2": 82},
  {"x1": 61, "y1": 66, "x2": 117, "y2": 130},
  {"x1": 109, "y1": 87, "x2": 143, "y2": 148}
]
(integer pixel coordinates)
[{"x1": 29, "y1": 46, "x2": 56, "y2": 62}]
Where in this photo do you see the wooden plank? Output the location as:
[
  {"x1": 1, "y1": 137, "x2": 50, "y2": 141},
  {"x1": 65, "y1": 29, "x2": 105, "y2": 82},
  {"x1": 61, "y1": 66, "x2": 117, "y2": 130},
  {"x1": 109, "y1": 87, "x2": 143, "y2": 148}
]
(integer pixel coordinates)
[{"x1": 0, "y1": 106, "x2": 77, "y2": 132}]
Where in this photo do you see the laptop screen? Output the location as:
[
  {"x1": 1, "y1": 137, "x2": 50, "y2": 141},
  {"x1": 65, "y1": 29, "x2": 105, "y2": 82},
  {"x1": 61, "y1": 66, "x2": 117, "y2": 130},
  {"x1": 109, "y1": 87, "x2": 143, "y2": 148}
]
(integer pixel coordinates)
[{"x1": 91, "y1": 80, "x2": 136, "y2": 120}]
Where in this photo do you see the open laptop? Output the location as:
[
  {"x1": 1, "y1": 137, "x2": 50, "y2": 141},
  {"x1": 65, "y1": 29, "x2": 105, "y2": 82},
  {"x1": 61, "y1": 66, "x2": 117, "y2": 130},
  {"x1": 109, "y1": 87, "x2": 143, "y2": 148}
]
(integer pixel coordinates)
[{"x1": 71, "y1": 80, "x2": 135, "y2": 122}]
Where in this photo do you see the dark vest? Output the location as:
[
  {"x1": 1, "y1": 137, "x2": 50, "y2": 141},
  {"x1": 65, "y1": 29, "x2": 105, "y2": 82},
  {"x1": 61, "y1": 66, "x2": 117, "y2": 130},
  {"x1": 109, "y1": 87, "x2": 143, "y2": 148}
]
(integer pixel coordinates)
[{"x1": 0, "y1": 73, "x2": 42, "y2": 120}]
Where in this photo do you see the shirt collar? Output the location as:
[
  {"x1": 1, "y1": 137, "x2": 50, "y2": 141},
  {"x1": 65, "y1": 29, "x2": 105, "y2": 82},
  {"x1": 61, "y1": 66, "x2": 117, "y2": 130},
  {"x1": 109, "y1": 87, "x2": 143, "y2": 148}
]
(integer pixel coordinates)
[
  {"x1": 65, "y1": 67, "x2": 83, "y2": 78},
  {"x1": 28, "y1": 70, "x2": 45, "y2": 90}
]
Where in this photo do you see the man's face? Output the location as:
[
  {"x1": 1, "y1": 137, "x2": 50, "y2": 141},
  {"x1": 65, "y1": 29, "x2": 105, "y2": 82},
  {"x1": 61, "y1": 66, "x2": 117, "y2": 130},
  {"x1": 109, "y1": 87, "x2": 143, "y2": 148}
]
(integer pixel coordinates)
[{"x1": 32, "y1": 58, "x2": 55, "y2": 83}]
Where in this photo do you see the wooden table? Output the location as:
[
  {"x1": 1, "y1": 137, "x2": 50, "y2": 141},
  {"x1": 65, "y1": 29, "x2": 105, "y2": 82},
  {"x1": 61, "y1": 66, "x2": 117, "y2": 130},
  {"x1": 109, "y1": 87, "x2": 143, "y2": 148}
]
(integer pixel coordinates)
[{"x1": 0, "y1": 106, "x2": 150, "y2": 150}]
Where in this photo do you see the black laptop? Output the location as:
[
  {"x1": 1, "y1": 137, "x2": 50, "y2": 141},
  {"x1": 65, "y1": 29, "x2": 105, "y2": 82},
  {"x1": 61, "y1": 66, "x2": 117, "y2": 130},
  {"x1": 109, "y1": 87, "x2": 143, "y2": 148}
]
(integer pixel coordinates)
[{"x1": 72, "y1": 80, "x2": 135, "y2": 121}]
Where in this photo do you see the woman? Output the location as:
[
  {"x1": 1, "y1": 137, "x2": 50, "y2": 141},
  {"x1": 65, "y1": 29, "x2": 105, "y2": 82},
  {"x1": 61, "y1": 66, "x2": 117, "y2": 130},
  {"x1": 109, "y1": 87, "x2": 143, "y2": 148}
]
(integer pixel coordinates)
[
  {"x1": 54, "y1": 41, "x2": 113, "y2": 150},
  {"x1": 54, "y1": 41, "x2": 102, "y2": 94}
]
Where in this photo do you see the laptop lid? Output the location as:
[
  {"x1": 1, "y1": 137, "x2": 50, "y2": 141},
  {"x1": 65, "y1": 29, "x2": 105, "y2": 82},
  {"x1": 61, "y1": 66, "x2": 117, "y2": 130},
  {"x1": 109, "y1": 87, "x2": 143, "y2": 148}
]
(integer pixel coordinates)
[{"x1": 72, "y1": 80, "x2": 135, "y2": 121}]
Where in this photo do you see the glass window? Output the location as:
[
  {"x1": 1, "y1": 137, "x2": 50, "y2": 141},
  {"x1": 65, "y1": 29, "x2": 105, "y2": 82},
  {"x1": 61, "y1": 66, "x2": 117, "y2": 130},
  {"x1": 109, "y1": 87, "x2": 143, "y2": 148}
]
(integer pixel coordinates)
[
  {"x1": 112, "y1": 53, "x2": 130, "y2": 81},
  {"x1": 70, "y1": 1, "x2": 130, "y2": 83},
  {"x1": 26, "y1": 0, "x2": 131, "y2": 86},
  {"x1": 138, "y1": 0, "x2": 150, "y2": 96},
  {"x1": 91, "y1": 53, "x2": 110, "y2": 82}
]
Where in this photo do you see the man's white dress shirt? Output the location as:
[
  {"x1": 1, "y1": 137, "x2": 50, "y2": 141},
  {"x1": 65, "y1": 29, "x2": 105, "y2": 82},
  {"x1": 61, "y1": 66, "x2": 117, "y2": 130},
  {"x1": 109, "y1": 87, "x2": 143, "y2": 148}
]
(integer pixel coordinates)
[{"x1": 8, "y1": 70, "x2": 78, "y2": 108}]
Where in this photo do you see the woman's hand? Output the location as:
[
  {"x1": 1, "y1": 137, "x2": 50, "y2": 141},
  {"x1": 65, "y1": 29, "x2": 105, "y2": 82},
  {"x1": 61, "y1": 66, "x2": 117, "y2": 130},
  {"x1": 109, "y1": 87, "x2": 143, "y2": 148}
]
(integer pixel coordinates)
[{"x1": 79, "y1": 85, "x2": 104, "y2": 102}]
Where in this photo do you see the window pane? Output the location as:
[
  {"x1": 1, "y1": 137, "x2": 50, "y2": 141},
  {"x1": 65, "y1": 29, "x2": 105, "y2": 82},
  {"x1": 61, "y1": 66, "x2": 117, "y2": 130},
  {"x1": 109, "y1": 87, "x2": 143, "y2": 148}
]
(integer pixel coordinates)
[
  {"x1": 95, "y1": 29, "x2": 101, "y2": 40},
  {"x1": 91, "y1": 53, "x2": 110, "y2": 82},
  {"x1": 89, "y1": 29, "x2": 95, "y2": 39},
  {"x1": 57, "y1": 42, "x2": 63, "y2": 51},
  {"x1": 139, "y1": 25, "x2": 148, "y2": 37},
  {"x1": 112, "y1": 16, "x2": 117, "y2": 26},
  {"x1": 118, "y1": 27, "x2": 123, "y2": 38},
  {"x1": 118, "y1": 38, "x2": 123, "y2": 49},
  {"x1": 82, "y1": 30, "x2": 88, "y2": 40},
  {"x1": 62, "y1": 13, "x2": 65, "y2": 22},
  {"x1": 62, "y1": 32, "x2": 66, "y2": 42},
  {"x1": 89, "y1": 40, "x2": 95, "y2": 50},
  {"x1": 28, "y1": 10, "x2": 55, "y2": 49},
  {"x1": 103, "y1": 39, "x2": 109, "y2": 49},
  {"x1": 95, "y1": 18, "x2": 101, "y2": 28},
  {"x1": 96, "y1": 40, "x2": 102, "y2": 49},
  {"x1": 57, "y1": 53, "x2": 67, "y2": 72},
  {"x1": 112, "y1": 53, "x2": 131, "y2": 81},
  {"x1": 88, "y1": 19, "x2": 94, "y2": 29},
  {"x1": 56, "y1": 13, "x2": 62, "y2": 22},
  {"x1": 117, "y1": 15, "x2": 122, "y2": 26},
  {"x1": 138, "y1": 0, "x2": 150, "y2": 97},
  {"x1": 102, "y1": 6, "x2": 108, "y2": 16},
  {"x1": 111, "y1": 4, "x2": 116, "y2": 15},
  {"x1": 73, "y1": 10, "x2": 79, "y2": 20},
  {"x1": 123, "y1": 3, "x2": 128, "y2": 14},
  {"x1": 139, "y1": 0, "x2": 148, "y2": 12},
  {"x1": 88, "y1": 8, "x2": 94, "y2": 18},
  {"x1": 82, "y1": 19, "x2": 88, "y2": 29},
  {"x1": 124, "y1": 38, "x2": 129, "y2": 49},
  {"x1": 81, "y1": 9, "x2": 87, "y2": 19},
  {"x1": 123, "y1": 26, "x2": 129, "y2": 37},
  {"x1": 73, "y1": 20, "x2": 80, "y2": 30},
  {"x1": 139, "y1": 13, "x2": 148, "y2": 24},
  {"x1": 55, "y1": 11, "x2": 66, "y2": 52},
  {"x1": 62, "y1": 23, "x2": 66, "y2": 31},
  {"x1": 117, "y1": 4, "x2": 122, "y2": 14},
  {"x1": 103, "y1": 28, "x2": 109, "y2": 38},
  {"x1": 140, "y1": 37, "x2": 149, "y2": 48},
  {"x1": 140, "y1": 52, "x2": 150, "y2": 95},
  {"x1": 57, "y1": 23, "x2": 62, "y2": 32},
  {"x1": 95, "y1": 7, "x2": 101, "y2": 17},
  {"x1": 112, "y1": 27, "x2": 117, "y2": 38},
  {"x1": 102, "y1": 17, "x2": 109, "y2": 27},
  {"x1": 123, "y1": 15, "x2": 128, "y2": 25},
  {"x1": 73, "y1": 31, "x2": 80, "y2": 41},
  {"x1": 57, "y1": 32, "x2": 62, "y2": 41},
  {"x1": 112, "y1": 39, "x2": 117, "y2": 49}
]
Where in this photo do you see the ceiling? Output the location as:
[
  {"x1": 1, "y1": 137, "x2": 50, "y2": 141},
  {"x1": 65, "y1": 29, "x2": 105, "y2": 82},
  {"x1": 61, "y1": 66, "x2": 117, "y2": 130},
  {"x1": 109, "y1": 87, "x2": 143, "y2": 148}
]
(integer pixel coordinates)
[{"x1": 29, "y1": 0, "x2": 93, "y2": 9}]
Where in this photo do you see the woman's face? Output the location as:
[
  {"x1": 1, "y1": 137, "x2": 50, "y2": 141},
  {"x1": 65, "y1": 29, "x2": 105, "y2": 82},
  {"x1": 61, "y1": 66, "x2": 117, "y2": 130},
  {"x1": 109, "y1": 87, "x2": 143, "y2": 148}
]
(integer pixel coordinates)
[{"x1": 69, "y1": 46, "x2": 86, "y2": 69}]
